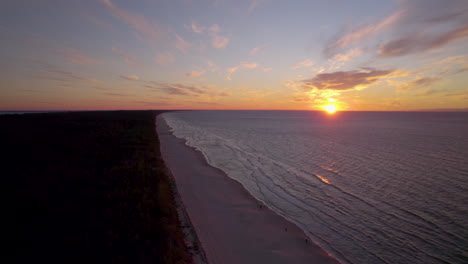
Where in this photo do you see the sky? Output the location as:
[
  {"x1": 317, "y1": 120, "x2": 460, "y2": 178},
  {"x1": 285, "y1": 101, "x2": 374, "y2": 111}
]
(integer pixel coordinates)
[{"x1": 1, "y1": 0, "x2": 467, "y2": 111}]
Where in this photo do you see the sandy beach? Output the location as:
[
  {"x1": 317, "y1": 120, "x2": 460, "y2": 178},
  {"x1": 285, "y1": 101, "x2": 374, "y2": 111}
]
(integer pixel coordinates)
[{"x1": 157, "y1": 115, "x2": 339, "y2": 264}]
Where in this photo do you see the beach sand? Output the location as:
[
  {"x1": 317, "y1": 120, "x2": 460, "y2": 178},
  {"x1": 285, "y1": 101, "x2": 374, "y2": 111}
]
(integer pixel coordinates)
[{"x1": 157, "y1": 115, "x2": 339, "y2": 264}]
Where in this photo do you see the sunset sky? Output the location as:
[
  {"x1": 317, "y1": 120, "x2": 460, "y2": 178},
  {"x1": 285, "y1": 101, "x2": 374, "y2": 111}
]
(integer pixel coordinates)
[{"x1": 1, "y1": 0, "x2": 467, "y2": 111}]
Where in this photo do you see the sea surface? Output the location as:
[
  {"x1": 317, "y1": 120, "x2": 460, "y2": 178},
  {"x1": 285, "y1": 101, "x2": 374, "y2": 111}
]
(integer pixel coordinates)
[{"x1": 162, "y1": 110, "x2": 468, "y2": 264}]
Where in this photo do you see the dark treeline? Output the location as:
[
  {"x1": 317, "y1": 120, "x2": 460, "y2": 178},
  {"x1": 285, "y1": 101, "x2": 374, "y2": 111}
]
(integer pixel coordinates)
[{"x1": 2, "y1": 111, "x2": 191, "y2": 264}]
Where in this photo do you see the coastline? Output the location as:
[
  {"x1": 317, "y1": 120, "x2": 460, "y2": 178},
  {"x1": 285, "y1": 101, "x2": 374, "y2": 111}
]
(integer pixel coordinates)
[
  {"x1": 3, "y1": 111, "x2": 191, "y2": 263},
  {"x1": 157, "y1": 115, "x2": 339, "y2": 264}
]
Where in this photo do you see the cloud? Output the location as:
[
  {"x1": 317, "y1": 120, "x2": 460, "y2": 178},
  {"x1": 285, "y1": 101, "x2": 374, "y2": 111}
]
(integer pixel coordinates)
[
  {"x1": 145, "y1": 82, "x2": 228, "y2": 98},
  {"x1": 226, "y1": 66, "x2": 241, "y2": 80},
  {"x1": 241, "y1": 61, "x2": 258, "y2": 68},
  {"x1": 263, "y1": 67, "x2": 272, "y2": 72},
  {"x1": 120, "y1": 75, "x2": 140, "y2": 81},
  {"x1": 208, "y1": 24, "x2": 229, "y2": 49},
  {"x1": 209, "y1": 24, "x2": 221, "y2": 34},
  {"x1": 188, "y1": 22, "x2": 229, "y2": 49},
  {"x1": 397, "y1": 76, "x2": 441, "y2": 92},
  {"x1": 333, "y1": 48, "x2": 362, "y2": 62},
  {"x1": 248, "y1": 0, "x2": 264, "y2": 14},
  {"x1": 154, "y1": 52, "x2": 175, "y2": 65},
  {"x1": 226, "y1": 62, "x2": 260, "y2": 80},
  {"x1": 212, "y1": 35, "x2": 229, "y2": 49},
  {"x1": 186, "y1": 69, "x2": 205, "y2": 77},
  {"x1": 302, "y1": 68, "x2": 395, "y2": 91},
  {"x1": 174, "y1": 34, "x2": 192, "y2": 53},
  {"x1": 379, "y1": 22, "x2": 468, "y2": 57},
  {"x1": 324, "y1": 0, "x2": 468, "y2": 58},
  {"x1": 99, "y1": 0, "x2": 165, "y2": 43},
  {"x1": 190, "y1": 21, "x2": 204, "y2": 34},
  {"x1": 102, "y1": 92, "x2": 132, "y2": 97},
  {"x1": 34, "y1": 68, "x2": 103, "y2": 88},
  {"x1": 249, "y1": 44, "x2": 268, "y2": 55},
  {"x1": 292, "y1": 58, "x2": 314, "y2": 69},
  {"x1": 61, "y1": 48, "x2": 96, "y2": 65},
  {"x1": 206, "y1": 60, "x2": 219, "y2": 72},
  {"x1": 111, "y1": 47, "x2": 145, "y2": 67},
  {"x1": 324, "y1": 11, "x2": 403, "y2": 57},
  {"x1": 146, "y1": 83, "x2": 201, "y2": 96},
  {"x1": 83, "y1": 14, "x2": 113, "y2": 30}
]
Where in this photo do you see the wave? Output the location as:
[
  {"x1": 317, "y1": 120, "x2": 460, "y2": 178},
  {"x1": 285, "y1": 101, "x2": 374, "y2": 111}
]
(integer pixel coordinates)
[{"x1": 162, "y1": 111, "x2": 468, "y2": 264}]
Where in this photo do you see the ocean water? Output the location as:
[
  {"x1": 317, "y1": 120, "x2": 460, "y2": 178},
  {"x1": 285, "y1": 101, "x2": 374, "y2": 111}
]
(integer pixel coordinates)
[{"x1": 162, "y1": 110, "x2": 468, "y2": 264}]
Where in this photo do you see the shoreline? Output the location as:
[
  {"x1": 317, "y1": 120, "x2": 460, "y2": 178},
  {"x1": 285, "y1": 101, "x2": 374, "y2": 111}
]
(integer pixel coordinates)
[
  {"x1": 3, "y1": 111, "x2": 192, "y2": 263},
  {"x1": 157, "y1": 115, "x2": 339, "y2": 264}
]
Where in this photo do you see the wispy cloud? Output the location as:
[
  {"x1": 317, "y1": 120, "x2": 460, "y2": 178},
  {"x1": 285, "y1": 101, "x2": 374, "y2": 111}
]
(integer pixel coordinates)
[
  {"x1": 61, "y1": 48, "x2": 96, "y2": 65},
  {"x1": 186, "y1": 69, "x2": 205, "y2": 77},
  {"x1": 302, "y1": 68, "x2": 395, "y2": 91},
  {"x1": 120, "y1": 75, "x2": 140, "y2": 81},
  {"x1": 209, "y1": 24, "x2": 229, "y2": 49},
  {"x1": 333, "y1": 48, "x2": 362, "y2": 62},
  {"x1": 99, "y1": 0, "x2": 165, "y2": 43},
  {"x1": 174, "y1": 34, "x2": 192, "y2": 53},
  {"x1": 241, "y1": 61, "x2": 258, "y2": 69},
  {"x1": 83, "y1": 14, "x2": 113, "y2": 30},
  {"x1": 189, "y1": 21, "x2": 204, "y2": 34},
  {"x1": 212, "y1": 35, "x2": 229, "y2": 49},
  {"x1": 34, "y1": 68, "x2": 103, "y2": 88},
  {"x1": 154, "y1": 52, "x2": 175, "y2": 65},
  {"x1": 263, "y1": 67, "x2": 272, "y2": 72},
  {"x1": 227, "y1": 66, "x2": 241, "y2": 80},
  {"x1": 379, "y1": 22, "x2": 468, "y2": 57},
  {"x1": 325, "y1": 0, "x2": 468, "y2": 58},
  {"x1": 187, "y1": 22, "x2": 229, "y2": 49},
  {"x1": 145, "y1": 82, "x2": 228, "y2": 98},
  {"x1": 249, "y1": 44, "x2": 268, "y2": 55},
  {"x1": 292, "y1": 58, "x2": 314, "y2": 69},
  {"x1": 206, "y1": 60, "x2": 219, "y2": 72},
  {"x1": 248, "y1": 0, "x2": 264, "y2": 14},
  {"x1": 102, "y1": 92, "x2": 133, "y2": 97},
  {"x1": 111, "y1": 47, "x2": 145, "y2": 67},
  {"x1": 227, "y1": 62, "x2": 259, "y2": 80},
  {"x1": 396, "y1": 76, "x2": 441, "y2": 92},
  {"x1": 324, "y1": 11, "x2": 402, "y2": 57}
]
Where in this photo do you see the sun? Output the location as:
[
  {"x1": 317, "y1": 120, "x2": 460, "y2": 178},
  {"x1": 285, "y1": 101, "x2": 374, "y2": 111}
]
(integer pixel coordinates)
[{"x1": 324, "y1": 104, "x2": 337, "y2": 114}]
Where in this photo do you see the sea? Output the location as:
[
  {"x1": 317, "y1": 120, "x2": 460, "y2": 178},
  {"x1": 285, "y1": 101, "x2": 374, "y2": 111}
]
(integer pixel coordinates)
[{"x1": 162, "y1": 110, "x2": 468, "y2": 264}]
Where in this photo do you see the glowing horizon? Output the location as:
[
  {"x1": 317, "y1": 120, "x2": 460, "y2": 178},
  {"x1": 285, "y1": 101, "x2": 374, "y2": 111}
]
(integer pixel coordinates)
[{"x1": 0, "y1": 0, "x2": 467, "y2": 111}]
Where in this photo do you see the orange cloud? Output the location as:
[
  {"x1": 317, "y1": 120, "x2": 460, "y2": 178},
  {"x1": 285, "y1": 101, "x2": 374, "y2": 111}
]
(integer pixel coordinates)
[
  {"x1": 292, "y1": 58, "x2": 314, "y2": 69},
  {"x1": 324, "y1": 11, "x2": 402, "y2": 57},
  {"x1": 333, "y1": 48, "x2": 362, "y2": 62},
  {"x1": 248, "y1": 0, "x2": 264, "y2": 14},
  {"x1": 395, "y1": 76, "x2": 442, "y2": 92},
  {"x1": 208, "y1": 24, "x2": 229, "y2": 49},
  {"x1": 111, "y1": 47, "x2": 145, "y2": 67},
  {"x1": 61, "y1": 48, "x2": 96, "y2": 65},
  {"x1": 241, "y1": 61, "x2": 258, "y2": 69},
  {"x1": 190, "y1": 21, "x2": 204, "y2": 34},
  {"x1": 249, "y1": 44, "x2": 268, "y2": 55},
  {"x1": 227, "y1": 62, "x2": 259, "y2": 80},
  {"x1": 154, "y1": 52, "x2": 175, "y2": 65},
  {"x1": 120, "y1": 75, "x2": 140, "y2": 81},
  {"x1": 302, "y1": 68, "x2": 395, "y2": 91},
  {"x1": 226, "y1": 66, "x2": 241, "y2": 80},
  {"x1": 186, "y1": 69, "x2": 205, "y2": 77},
  {"x1": 212, "y1": 35, "x2": 229, "y2": 49},
  {"x1": 174, "y1": 34, "x2": 192, "y2": 53},
  {"x1": 379, "y1": 22, "x2": 468, "y2": 57},
  {"x1": 34, "y1": 68, "x2": 103, "y2": 89},
  {"x1": 99, "y1": 0, "x2": 165, "y2": 43}
]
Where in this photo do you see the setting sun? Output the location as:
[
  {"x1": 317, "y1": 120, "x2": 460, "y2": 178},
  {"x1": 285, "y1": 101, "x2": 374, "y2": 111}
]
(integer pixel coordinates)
[{"x1": 324, "y1": 105, "x2": 337, "y2": 114}]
